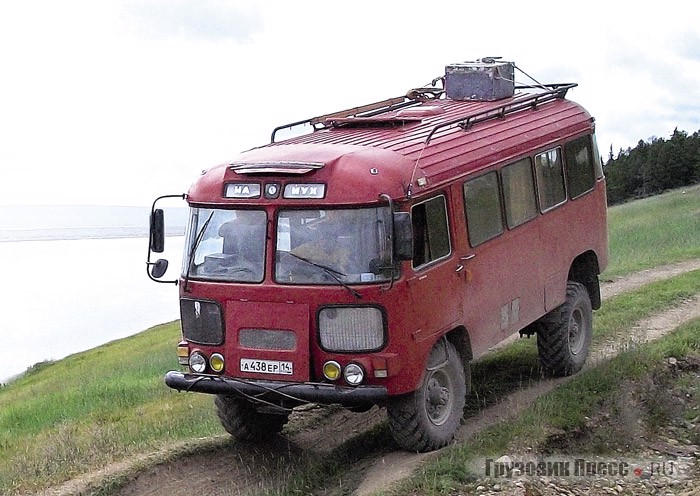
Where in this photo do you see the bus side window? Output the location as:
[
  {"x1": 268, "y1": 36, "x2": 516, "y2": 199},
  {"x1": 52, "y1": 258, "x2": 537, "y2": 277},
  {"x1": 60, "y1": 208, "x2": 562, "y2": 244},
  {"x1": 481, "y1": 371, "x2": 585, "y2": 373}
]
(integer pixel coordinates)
[
  {"x1": 463, "y1": 171, "x2": 504, "y2": 247},
  {"x1": 412, "y1": 196, "x2": 450, "y2": 268},
  {"x1": 501, "y1": 158, "x2": 538, "y2": 229},
  {"x1": 591, "y1": 133, "x2": 604, "y2": 179},
  {"x1": 564, "y1": 135, "x2": 596, "y2": 199},
  {"x1": 535, "y1": 148, "x2": 566, "y2": 211}
]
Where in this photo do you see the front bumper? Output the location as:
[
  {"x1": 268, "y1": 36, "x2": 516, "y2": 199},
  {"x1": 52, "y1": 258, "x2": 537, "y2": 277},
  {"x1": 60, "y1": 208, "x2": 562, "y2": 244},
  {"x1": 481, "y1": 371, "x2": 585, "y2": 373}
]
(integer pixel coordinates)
[{"x1": 164, "y1": 370, "x2": 388, "y2": 406}]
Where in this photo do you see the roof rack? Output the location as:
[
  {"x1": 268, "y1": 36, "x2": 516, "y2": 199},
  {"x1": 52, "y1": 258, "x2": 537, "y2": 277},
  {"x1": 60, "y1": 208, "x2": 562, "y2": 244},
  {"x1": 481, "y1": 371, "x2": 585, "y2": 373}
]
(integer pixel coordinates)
[
  {"x1": 268, "y1": 82, "x2": 576, "y2": 144},
  {"x1": 424, "y1": 83, "x2": 577, "y2": 144},
  {"x1": 270, "y1": 96, "x2": 420, "y2": 143}
]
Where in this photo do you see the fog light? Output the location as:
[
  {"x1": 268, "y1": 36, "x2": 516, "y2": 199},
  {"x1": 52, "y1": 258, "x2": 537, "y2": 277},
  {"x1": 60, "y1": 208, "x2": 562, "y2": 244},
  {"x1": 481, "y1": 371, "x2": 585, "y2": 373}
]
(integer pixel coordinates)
[
  {"x1": 188, "y1": 351, "x2": 207, "y2": 373},
  {"x1": 343, "y1": 363, "x2": 364, "y2": 386},
  {"x1": 210, "y1": 353, "x2": 225, "y2": 373},
  {"x1": 323, "y1": 361, "x2": 341, "y2": 381}
]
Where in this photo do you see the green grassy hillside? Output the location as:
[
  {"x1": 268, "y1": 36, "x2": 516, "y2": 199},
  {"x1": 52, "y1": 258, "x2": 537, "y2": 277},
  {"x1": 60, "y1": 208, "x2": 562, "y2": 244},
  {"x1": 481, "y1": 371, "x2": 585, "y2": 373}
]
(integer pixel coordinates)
[{"x1": 605, "y1": 183, "x2": 700, "y2": 278}]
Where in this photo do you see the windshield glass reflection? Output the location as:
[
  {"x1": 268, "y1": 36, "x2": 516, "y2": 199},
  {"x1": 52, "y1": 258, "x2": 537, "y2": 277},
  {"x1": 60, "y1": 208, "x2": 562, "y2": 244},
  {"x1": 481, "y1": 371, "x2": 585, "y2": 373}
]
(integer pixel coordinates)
[
  {"x1": 275, "y1": 207, "x2": 394, "y2": 285},
  {"x1": 183, "y1": 208, "x2": 266, "y2": 283}
]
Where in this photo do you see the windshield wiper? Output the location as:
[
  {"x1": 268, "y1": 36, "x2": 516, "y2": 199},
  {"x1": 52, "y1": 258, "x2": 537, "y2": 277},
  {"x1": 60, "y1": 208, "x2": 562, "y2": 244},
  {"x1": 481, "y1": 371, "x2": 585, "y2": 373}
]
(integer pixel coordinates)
[
  {"x1": 284, "y1": 251, "x2": 362, "y2": 300},
  {"x1": 183, "y1": 212, "x2": 214, "y2": 292}
]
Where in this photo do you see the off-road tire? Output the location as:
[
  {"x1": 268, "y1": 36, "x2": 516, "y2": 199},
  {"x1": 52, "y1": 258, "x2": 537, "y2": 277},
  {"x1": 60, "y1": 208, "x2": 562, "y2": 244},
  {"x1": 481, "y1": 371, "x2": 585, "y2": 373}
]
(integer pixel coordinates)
[
  {"x1": 214, "y1": 395, "x2": 289, "y2": 441},
  {"x1": 387, "y1": 339, "x2": 468, "y2": 452},
  {"x1": 537, "y1": 281, "x2": 593, "y2": 377}
]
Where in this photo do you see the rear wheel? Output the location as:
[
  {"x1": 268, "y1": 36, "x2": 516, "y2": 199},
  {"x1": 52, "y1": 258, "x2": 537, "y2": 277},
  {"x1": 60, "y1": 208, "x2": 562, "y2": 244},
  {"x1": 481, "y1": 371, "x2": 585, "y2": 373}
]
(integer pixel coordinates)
[
  {"x1": 388, "y1": 339, "x2": 468, "y2": 452},
  {"x1": 214, "y1": 395, "x2": 289, "y2": 441},
  {"x1": 537, "y1": 281, "x2": 593, "y2": 377}
]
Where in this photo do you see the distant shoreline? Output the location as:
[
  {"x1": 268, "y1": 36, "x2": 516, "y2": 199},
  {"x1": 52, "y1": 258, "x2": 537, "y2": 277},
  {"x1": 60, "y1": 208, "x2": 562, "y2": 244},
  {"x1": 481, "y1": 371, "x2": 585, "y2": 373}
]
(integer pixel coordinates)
[
  {"x1": 0, "y1": 205, "x2": 188, "y2": 241},
  {"x1": 0, "y1": 230, "x2": 185, "y2": 243}
]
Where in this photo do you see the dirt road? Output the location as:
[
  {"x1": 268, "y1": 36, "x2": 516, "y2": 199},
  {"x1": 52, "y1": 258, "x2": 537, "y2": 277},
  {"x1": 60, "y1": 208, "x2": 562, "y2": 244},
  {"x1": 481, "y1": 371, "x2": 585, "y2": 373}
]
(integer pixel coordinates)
[{"x1": 39, "y1": 260, "x2": 700, "y2": 496}]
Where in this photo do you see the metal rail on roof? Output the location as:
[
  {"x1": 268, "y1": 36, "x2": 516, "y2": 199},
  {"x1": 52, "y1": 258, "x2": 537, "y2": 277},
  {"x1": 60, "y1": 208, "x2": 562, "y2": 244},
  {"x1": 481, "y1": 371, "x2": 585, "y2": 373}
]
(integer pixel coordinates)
[
  {"x1": 270, "y1": 96, "x2": 419, "y2": 143},
  {"x1": 424, "y1": 83, "x2": 577, "y2": 144},
  {"x1": 269, "y1": 82, "x2": 576, "y2": 144}
]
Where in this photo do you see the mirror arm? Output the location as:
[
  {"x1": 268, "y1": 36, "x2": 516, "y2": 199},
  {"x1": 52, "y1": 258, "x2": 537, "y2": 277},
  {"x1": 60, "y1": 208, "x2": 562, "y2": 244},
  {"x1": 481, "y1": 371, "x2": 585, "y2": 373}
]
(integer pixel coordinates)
[{"x1": 146, "y1": 259, "x2": 177, "y2": 284}]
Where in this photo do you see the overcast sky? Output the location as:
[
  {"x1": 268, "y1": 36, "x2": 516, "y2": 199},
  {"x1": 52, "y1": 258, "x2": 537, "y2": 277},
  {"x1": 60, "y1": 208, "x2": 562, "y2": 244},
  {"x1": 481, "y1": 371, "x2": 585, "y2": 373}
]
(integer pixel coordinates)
[{"x1": 1, "y1": 0, "x2": 699, "y2": 207}]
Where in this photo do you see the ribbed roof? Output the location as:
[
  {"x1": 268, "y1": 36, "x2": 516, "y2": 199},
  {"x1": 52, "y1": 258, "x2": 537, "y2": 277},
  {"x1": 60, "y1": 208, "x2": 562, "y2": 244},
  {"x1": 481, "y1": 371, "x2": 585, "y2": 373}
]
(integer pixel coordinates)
[{"x1": 261, "y1": 89, "x2": 593, "y2": 187}]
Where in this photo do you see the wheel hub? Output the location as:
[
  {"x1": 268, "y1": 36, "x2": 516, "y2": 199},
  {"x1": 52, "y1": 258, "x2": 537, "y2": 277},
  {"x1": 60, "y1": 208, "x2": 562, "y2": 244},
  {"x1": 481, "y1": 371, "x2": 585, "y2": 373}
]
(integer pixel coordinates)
[
  {"x1": 568, "y1": 308, "x2": 584, "y2": 355},
  {"x1": 425, "y1": 372, "x2": 452, "y2": 425}
]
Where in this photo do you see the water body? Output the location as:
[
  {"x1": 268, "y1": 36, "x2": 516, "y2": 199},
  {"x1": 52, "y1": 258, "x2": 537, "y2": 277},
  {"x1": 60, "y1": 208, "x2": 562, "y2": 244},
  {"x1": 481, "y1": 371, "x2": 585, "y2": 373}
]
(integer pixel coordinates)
[{"x1": 0, "y1": 206, "x2": 187, "y2": 383}]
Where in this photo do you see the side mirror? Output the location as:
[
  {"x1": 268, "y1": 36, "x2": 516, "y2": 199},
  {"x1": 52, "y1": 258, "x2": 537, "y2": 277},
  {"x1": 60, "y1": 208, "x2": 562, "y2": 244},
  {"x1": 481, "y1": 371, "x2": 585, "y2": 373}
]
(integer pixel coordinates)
[
  {"x1": 146, "y1": 194, "x2": 185, "y2": 285},
  {"x1": 150, "y1": 208, "x2": 165, "y2": 253},
  {"x1": 150, "y1": 259, "x2": 169, "y2": 279},
  {"x1": 393, "y1": 212, "x2": 413, "y2": 261}
]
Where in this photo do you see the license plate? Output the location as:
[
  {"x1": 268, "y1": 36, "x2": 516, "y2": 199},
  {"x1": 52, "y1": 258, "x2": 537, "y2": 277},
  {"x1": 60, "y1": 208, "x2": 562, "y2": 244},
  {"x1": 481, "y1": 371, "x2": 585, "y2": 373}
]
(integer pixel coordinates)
[{"x1": 240, "y1": 358, "x2": 293, "y2": 375}]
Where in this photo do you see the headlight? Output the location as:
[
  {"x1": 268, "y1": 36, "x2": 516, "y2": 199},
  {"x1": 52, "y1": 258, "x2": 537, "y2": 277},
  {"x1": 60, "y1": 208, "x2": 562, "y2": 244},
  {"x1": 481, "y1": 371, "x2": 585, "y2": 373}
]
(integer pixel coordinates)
[
  {"x1": 180, "y1": 299, "x2": 224, "y2": 345},
  {"x1": 318, "y1": 306, "x2": 385, "y2": 352},
  {"x1": 343, "y1": 363, "x2": 365, "y2": 386},
  {"x1": 188, "y1": 351, "x2": 207, "y2": 373}
]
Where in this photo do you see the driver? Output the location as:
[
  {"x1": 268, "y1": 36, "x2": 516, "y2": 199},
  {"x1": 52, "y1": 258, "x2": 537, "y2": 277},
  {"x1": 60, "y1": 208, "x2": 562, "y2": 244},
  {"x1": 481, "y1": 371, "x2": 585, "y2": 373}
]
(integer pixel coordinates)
[
  {"x1": 218, "y1": 210, "x2": 266, "y2": 267},
  {"x1": 291, "y1": 221, "x2": 351, "y2": 274}
]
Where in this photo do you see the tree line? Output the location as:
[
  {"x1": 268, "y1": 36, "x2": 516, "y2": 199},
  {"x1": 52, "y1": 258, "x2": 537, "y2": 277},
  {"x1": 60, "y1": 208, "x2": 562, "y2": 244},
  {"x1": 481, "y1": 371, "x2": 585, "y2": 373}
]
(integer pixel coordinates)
[{"x1": 603, "y1": 128, "x2": 700, "y2": 204}]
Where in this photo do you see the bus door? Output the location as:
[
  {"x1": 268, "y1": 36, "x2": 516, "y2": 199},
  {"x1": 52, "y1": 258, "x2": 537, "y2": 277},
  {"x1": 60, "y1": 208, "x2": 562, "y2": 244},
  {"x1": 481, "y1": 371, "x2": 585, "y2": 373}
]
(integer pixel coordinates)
[{"x1": 406, "y1": 194, "x2": 463, "y2": 344}]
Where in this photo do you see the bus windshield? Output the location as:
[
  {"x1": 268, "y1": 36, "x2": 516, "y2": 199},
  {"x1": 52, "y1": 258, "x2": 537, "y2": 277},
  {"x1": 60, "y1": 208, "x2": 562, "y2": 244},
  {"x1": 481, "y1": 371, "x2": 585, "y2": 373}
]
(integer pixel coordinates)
[
  {"x1": 183, "y1": 208, "x2": 267, "y2": 283},
  {"x1": 275, "y1": 207, "x2": 394, "y2": 285}
]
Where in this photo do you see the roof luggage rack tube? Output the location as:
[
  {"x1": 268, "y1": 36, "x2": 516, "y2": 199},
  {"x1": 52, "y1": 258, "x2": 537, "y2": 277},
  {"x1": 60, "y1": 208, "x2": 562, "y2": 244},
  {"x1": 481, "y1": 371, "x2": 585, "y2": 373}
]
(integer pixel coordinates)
[
  {"x1": 424, "y1": 83, "x2": 577, "y2": 144},
  {"x1": 270, "y1": 96, "x2": 418, "y2": 142}
]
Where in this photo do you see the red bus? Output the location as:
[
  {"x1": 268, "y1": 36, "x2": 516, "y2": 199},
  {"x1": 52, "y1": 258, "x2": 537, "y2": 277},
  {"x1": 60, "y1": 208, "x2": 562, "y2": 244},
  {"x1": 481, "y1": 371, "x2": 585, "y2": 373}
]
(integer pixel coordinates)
[{"x1": 148, "y1": 59, "x2": 608, "y2": 452}]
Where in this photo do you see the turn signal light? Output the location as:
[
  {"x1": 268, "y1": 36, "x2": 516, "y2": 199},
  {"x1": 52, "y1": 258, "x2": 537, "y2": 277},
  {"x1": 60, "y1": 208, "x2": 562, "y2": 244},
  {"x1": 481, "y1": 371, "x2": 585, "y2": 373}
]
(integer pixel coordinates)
[{"x1": 177, "y1": 343, "x2": 189, "y2": 366}]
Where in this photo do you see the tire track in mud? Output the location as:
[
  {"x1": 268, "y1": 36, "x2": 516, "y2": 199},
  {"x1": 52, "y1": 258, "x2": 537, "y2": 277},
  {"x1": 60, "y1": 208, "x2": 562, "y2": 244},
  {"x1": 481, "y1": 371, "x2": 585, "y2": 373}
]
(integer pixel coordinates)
[
  {"x1": 36, "y1": 260, "x2": 700, "y2": 496},
  {"x1": 600, "y1": 259, "x2": 700, "y2": 300}
]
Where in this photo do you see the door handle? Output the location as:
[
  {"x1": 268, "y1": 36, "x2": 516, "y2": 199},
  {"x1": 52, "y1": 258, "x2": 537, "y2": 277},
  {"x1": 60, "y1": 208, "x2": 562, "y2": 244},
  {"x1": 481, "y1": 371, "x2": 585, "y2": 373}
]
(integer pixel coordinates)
[{"x1": 456, "y1": 254, "x2": 475, "y2": 274}]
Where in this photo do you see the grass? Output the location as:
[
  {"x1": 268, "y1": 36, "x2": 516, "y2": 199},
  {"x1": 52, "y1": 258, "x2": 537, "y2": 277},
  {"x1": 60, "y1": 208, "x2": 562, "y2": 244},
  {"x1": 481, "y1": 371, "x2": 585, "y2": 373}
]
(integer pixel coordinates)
[
  {"x1": 604, "y1": 183, "x2": 700, "y2": 279},
  {"x1": 0, "y1": 186, "x2": 699, "y2": 494}
]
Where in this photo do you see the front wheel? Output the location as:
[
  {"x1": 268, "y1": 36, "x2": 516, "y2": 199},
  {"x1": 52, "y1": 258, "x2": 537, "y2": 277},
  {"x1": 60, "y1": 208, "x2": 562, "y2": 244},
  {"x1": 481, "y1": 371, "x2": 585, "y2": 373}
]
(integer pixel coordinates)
[
  {"x1": 388, "y1": 339, "x2": 468, "y2": 452},
  {"x1": 537, "y1": 281, "x2": 593, "y2": 377},
  {"x1": 214, "y1": 395, "x2": 289, "y2": 441}
]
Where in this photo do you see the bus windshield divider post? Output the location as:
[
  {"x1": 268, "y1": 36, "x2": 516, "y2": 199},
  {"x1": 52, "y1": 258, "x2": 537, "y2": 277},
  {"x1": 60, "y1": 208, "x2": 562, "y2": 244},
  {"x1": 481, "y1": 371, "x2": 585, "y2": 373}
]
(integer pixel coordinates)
[{"x1": 380, "y1": 193, "x2": 396, "y2": 291}]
